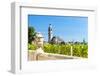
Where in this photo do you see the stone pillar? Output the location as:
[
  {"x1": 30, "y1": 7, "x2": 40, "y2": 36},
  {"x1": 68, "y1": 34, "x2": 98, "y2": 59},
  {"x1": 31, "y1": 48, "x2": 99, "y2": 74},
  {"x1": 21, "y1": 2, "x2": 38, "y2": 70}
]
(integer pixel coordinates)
[{"x1": 34, "y1": 32, "x2": 44, "y2": 60}]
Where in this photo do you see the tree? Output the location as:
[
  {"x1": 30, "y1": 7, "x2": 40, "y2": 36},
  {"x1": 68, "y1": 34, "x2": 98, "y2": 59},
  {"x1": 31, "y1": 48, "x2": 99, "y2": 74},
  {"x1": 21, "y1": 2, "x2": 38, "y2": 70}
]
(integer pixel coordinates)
[{"x1": 28, "y1": 26, "x2": 36, "y2": 44}]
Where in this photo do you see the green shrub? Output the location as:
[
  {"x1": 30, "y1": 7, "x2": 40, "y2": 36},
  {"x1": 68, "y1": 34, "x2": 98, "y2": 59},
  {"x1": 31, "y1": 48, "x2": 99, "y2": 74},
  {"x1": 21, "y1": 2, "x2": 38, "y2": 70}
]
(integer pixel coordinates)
[
  {"x1": 28, "y1": 43, "x2": 37, "y2": 50},
  {"x1": 43, "y1": 44, "x2": 71, "y2": 55},
  {"x1": 43, "y1": 43, "x2": 88, "y2": 58},
  {"x1": 59, "y1": 45, "x2": 71, "y2": 55},
  {"x1": 28, "y1": 43, "x2": 88, "y2": 58},
  {"x1": 43, "y1": 44, "x2": 59, "y2": 54},
  {"x1": 73, "y1": 44, "x2": 88, "y2": 58}
]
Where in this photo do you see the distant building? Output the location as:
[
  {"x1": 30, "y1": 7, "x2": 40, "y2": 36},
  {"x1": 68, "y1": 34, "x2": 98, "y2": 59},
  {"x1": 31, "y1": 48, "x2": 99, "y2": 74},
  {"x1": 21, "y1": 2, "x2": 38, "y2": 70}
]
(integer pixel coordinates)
[
  {"x1": 48, "y1": 24, "x2": 65, "y2": 44},
  {"x1": 51, "y1": 36, "x2": 65, "y2": 44}
]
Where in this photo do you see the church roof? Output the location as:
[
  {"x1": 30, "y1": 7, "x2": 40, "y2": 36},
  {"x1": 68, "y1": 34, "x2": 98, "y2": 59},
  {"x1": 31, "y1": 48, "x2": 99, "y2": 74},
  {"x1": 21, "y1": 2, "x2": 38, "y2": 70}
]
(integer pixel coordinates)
[{"x1": 51, "y1": 36, "x2": 64, "y2": 42}]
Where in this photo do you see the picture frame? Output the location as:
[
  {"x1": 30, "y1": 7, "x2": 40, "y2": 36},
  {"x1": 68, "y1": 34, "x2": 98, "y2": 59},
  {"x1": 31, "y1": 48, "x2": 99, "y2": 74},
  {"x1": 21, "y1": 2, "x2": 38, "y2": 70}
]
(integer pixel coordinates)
[{"x1": 11, "y1": 2, "x2": 96, "y2": 74}]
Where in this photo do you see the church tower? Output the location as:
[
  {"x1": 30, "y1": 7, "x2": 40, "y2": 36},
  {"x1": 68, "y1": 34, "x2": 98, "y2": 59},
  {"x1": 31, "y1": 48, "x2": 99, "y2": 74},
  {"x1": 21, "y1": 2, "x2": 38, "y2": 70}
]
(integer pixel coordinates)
[{"x1": 48, "y1": 24, "x2": 53, "y2": 43}]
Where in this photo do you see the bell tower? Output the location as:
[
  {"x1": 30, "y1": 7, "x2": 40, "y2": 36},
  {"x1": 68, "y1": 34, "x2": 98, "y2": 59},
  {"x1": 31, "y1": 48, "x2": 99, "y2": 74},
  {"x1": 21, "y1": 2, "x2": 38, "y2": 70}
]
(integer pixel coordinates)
[{"x1": 48, "y1": 24, "x2": 53, "y2": 43}]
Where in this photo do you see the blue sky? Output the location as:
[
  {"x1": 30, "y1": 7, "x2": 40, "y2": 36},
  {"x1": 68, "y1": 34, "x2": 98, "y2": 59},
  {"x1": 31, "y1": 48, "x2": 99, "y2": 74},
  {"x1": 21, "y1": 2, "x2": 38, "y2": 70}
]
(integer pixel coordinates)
[{"x1": 28, "y1": 15, "x2": 88, "y2": 42}]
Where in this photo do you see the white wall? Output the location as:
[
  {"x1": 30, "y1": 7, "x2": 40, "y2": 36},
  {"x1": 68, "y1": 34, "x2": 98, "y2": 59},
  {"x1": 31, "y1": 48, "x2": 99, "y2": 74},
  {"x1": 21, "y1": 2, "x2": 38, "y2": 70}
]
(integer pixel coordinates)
[{"x1": 0, "y1": 0, "x2": 100, "y2": 76}]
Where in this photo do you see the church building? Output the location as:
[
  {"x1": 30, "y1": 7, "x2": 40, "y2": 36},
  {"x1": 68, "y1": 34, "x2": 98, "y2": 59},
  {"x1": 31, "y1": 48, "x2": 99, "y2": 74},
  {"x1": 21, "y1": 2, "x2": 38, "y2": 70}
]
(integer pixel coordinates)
[{"x1": 48, "y1": 24, "x2": 65, "y2": 44}]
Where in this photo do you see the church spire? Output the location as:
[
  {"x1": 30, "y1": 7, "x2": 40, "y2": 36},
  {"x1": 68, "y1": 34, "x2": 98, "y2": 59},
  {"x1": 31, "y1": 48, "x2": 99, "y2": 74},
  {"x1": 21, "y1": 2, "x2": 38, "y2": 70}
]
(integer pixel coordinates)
[{"x1": 48, "y1": 24, "x2": 53, "y2": 43}]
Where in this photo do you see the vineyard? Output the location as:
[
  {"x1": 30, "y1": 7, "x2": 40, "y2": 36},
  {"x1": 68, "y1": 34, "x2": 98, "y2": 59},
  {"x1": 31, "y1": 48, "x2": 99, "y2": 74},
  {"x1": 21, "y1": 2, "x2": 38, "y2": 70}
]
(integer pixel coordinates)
[{"x1": 28, "y1": 43, "x2": 88, "y2": 58}]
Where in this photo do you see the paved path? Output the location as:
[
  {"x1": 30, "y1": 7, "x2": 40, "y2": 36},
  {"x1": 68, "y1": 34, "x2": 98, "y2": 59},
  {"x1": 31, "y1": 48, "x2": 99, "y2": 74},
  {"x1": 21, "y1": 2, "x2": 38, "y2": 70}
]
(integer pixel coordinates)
[{"x1": 28, "y1": 52, "x2": 76, "y2": 61}]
